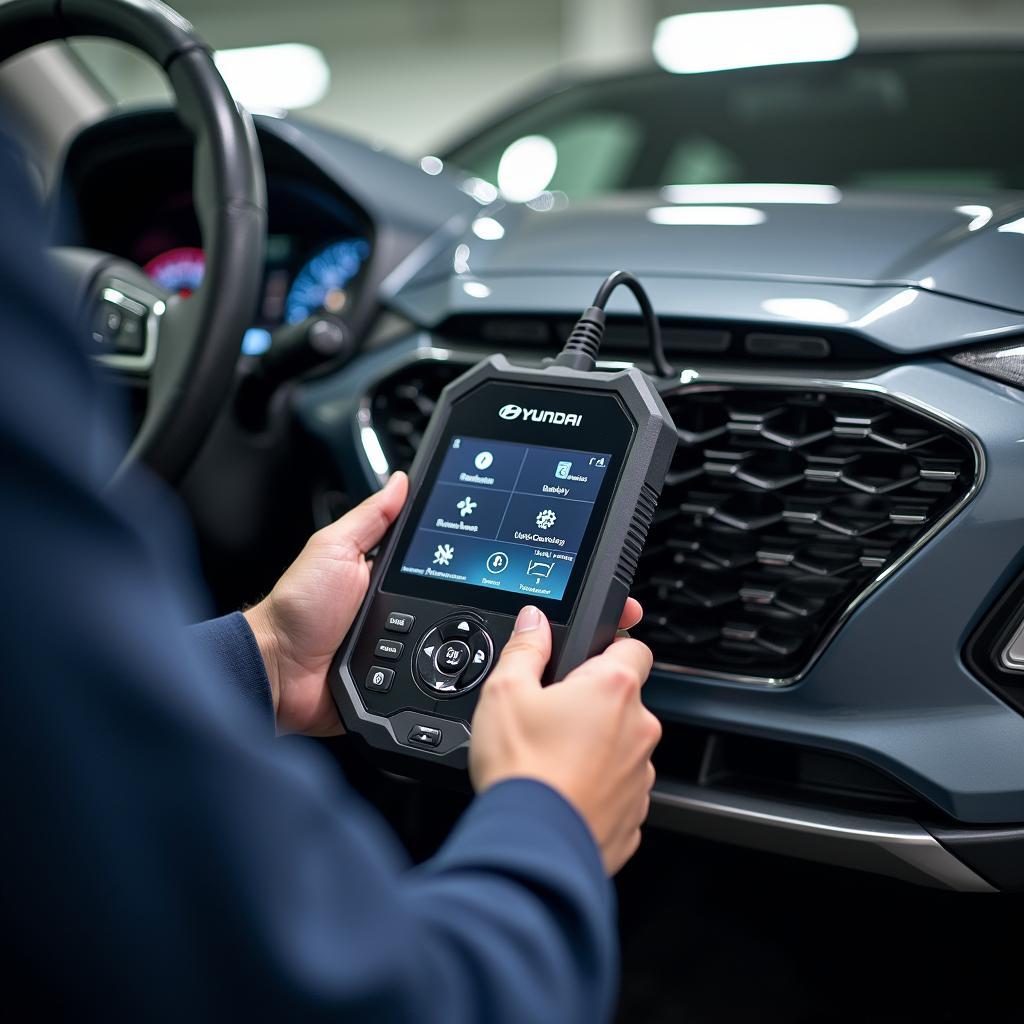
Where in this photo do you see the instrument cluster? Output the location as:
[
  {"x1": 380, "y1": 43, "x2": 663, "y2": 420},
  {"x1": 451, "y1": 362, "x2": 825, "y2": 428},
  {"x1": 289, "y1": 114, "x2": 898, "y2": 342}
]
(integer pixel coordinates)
[{"x1": 136, "y1": 189, "x2": 371, "y2": 354}]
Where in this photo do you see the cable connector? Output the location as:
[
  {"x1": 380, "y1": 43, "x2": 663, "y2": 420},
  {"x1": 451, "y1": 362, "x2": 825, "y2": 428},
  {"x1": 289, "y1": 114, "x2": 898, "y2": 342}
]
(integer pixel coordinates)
[
  {"x1": 553, "y1": 270, "x2": 673, "y2": 378},
  {"x1": 553, "y1": 305, "x2": 605, "y2": 372}
]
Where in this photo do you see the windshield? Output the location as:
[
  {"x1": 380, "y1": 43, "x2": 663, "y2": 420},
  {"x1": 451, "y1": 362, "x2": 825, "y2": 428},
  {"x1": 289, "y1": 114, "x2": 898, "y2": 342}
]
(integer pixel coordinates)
[{"x1": 444, "y1": 52, "x2": 1024, "y2": 200}]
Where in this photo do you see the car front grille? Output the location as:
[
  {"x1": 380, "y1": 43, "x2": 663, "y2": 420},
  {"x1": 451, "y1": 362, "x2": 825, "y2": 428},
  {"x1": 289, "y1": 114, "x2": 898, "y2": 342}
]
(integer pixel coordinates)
[
  {"x1": 634, "y1": 386, "x2": 977, "y2": 682},
  {"x1": 370, "y1": 359, "x2": 979, "y2": 684}
]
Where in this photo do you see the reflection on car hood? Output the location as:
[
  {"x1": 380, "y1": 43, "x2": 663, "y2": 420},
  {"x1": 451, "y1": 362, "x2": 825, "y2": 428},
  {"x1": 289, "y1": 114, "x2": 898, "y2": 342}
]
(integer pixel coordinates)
[
  {"x1": 391, "y1": 188, "x2": 1024, "y2": 355},
  {"x1": 467, "y1": 190, "x2": 1024, "y2": 301}
]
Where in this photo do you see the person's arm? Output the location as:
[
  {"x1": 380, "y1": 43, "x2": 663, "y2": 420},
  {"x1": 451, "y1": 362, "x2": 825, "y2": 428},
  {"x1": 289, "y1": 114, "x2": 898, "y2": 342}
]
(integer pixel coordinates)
[
  {"x1": 2, "y1": 459, "x2": 617, "y2": 1020},
  {"x1": 188, "y1": 613, "x2": 274, "y2": 720}
]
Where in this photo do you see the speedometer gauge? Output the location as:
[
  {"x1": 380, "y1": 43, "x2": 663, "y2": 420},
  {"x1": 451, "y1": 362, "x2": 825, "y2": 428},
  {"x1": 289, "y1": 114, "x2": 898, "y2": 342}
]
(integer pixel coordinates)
[
  {"x1": 143, "y1": 246, "x2": 205, "y2": 296},
  {"x1": 284, "y1": 238, "x2": 370, "y2": 324}
]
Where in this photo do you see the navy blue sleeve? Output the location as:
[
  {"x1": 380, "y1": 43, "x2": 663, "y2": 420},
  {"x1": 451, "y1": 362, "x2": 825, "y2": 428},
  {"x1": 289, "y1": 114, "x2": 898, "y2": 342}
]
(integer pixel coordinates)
[
  {"x1": 189, "y1": 612, "x2": 275, "y2": 721},
  {"x1": 0, "y1": 128, "x2": 617, "y2": 1023}
]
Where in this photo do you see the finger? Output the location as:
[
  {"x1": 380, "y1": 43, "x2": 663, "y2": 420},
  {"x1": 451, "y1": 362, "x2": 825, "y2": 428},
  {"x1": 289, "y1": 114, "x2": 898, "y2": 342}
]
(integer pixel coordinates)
[
  {"x1": 634, "y1": 792, "x2": 652, "y2": 829},
  {"x1": 642, "y1": 710, "x2": 663, "y2": 753},
  {"x1": 491, "y1": 606, "x2": 551, "y2": 689},
  {"x1": 323, "y1": 472, "x2": 408, "y2": 556},
  {"x1": 567, "y1": 636, "x2": 654, "y2": 688},
  {"x1": 625, "y1": 637, "x2": 657, "y2": 688},
  {"x1": 617, "y1": 598, "x2": 643, "y2": 631}
]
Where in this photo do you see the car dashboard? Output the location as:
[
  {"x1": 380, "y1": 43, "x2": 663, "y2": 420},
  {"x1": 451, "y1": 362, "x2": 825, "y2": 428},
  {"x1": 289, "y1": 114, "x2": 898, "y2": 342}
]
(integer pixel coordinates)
[{"x1": 52, "y1": 111, "x2": 376, "y2": 354}]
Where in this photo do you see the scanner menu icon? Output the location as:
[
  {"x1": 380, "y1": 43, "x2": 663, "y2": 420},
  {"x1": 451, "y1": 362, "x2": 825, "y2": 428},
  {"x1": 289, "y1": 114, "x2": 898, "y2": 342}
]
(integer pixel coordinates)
[
  {"x1": 485, "y1": 551, "x2": 509, "y2": 574},
  {"x1": 432, "y1": 543, "x2": 455, "y2": 566}
]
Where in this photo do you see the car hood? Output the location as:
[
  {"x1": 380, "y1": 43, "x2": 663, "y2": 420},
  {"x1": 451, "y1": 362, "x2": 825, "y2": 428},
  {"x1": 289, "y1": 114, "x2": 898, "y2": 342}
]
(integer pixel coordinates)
[
  {"x1": 392, "y1": 189, "x2": 1024, "y2": 355},
  {"x1": 472, "y1": 190, "x2": 1024, "y2": 298}
]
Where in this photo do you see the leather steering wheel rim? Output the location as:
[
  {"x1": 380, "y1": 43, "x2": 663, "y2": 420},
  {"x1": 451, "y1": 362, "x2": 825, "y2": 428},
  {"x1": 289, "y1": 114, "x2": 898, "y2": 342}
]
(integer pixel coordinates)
[{"x1": 0, "y1": 0, "x2": 267, "y2": 482}]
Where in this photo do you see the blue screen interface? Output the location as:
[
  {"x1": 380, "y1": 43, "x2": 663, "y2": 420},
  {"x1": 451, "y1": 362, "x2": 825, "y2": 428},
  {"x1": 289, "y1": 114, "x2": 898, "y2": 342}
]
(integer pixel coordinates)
[{"x1": 398, "y1": 435, "x2": 613, "y2": 602}]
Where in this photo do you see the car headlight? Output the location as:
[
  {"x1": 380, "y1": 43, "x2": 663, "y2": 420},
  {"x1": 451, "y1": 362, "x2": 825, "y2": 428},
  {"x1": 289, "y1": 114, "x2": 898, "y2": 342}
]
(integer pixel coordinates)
[{"x1": 950, "y1": 339, "x2": 1024, "y2": 390}]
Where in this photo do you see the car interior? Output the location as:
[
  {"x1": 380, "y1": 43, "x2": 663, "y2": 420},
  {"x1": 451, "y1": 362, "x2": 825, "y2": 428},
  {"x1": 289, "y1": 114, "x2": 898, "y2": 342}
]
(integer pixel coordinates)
[{"x1": 2, "y1": 0, "x2": 1021, "y2": 1019}]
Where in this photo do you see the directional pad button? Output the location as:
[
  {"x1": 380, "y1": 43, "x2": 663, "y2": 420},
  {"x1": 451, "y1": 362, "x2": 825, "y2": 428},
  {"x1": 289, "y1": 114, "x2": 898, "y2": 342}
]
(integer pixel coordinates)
[{"x1": 414, "y1": 615, "x2": 494, "y2": 696}]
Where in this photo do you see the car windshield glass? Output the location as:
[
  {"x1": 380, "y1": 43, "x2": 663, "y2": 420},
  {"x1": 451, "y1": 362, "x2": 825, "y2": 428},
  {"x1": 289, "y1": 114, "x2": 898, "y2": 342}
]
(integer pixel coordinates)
[{"x1": 444, "y1": 52, "x2": 1024, "y2": 200}]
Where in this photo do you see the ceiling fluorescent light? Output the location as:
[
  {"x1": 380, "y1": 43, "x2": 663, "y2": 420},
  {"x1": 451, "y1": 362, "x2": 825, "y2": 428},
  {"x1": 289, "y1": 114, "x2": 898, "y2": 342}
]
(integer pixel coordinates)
[
  {"x1": 497, "y1": 135, "x2": 558, "y2": 203},
  {"x1": 653, "y1": 5, "x2": 858, "y2": 75},
  {"x1": 214, "y1": 43, "x2": 330, "y2": 112}
]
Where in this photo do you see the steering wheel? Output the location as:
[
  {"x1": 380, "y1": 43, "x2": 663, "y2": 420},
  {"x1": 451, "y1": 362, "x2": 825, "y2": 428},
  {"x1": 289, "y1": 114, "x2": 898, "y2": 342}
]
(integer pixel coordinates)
[{"x1": 0, "y1": 0, "x2": 266, "y2": 482}]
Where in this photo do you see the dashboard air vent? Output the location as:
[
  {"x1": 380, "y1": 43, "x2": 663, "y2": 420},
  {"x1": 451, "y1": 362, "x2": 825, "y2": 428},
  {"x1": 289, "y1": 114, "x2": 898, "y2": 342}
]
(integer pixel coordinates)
[
  {"x1": 370, "y1": 359, "x2": 467, "y2": 469},
  {"x1": 631, "y1": 387, "x2": 977, "y2": 683}
]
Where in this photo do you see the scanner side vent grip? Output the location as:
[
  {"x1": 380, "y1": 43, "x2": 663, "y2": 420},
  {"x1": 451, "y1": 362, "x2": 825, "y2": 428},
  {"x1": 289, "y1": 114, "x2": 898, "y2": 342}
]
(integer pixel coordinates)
[{"x1": 615, "y1": 481, "x2": 659, "y2": 589}]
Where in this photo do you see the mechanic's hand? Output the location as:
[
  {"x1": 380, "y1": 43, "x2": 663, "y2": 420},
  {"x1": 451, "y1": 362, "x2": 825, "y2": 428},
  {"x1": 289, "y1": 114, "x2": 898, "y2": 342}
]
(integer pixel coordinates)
[
  {"x1": 244, "y1": 472, "x2": 408, "y2": 736},
  {"x1": 469, "y1": 603, "x2": 661, "y2": 875}
]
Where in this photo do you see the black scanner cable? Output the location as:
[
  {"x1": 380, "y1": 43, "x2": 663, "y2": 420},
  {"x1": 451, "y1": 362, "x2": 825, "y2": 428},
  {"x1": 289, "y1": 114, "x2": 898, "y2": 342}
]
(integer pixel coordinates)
[{"x1": 553, "y1": 270, "x2": 673, "y2": 379}]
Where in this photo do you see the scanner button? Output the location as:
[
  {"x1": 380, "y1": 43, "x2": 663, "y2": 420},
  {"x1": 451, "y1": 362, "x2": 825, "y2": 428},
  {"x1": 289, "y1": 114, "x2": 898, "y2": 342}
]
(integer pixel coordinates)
[
  {"x1": 461, "y1": 631, "x2": 494, "y2": 685},
  {"x1": 429, "y1": 672, "x2": 459, "y2": 694},
  {"x1": 408, "y1": 724, "x2": 442, "y2": 748},
  {"x1": 374, "y1": 638, "x2": 404, "y2": 660},
  {"x1": 434, "y1": 640, "x2": 471, "y2": 676},
  {"x1": 385, "y1": 612, "x2": 415, "y2": 633},
  {"x1": 414, "y1": 628, "x2": 443, "y2": 684},
  {"x1": 440, "y1": 617, "x2": 478, "y2": 641},
  {"x1": 416, "y1": 652, "x2": 435, "y2": 683},
  {"x1": 364, "y1": 666, "x2": 395, "y2": 692}
]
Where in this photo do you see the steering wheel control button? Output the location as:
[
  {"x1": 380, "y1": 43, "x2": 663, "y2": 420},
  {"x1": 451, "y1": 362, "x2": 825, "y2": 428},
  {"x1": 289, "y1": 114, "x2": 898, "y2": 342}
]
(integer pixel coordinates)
[
  {"x1": 435, "y1": 640, "x2": 471, "y2": 676},
  {"x1": 92, "y1": 289, "x2": 150, "y2": 357},
  {"x1": 385, "y1": 612, "x2": 415, "y2": 633},
  {"x1": 116, "y1": 310, "x2": 146, "y2": 355},
  {"x1": 364, "y1": 666, "x2": 395, "y2": 692},
  {"x1": 408, "y1": 724, "x2": 442, "y2": 748},
  {"x1": 373, "y1": 638, "x2": 404, "y2": 660}
]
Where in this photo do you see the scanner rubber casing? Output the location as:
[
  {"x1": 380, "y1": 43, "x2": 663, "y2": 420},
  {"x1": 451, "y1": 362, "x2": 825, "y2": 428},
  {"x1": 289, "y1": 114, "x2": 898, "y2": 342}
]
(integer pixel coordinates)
[{"x1": 329, "y1": 355, "x2": 677, "y2": 771}]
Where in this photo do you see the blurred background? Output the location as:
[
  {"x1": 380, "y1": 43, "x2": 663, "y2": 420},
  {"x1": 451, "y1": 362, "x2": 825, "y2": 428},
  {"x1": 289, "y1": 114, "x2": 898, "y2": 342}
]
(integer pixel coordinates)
[{"x1": 29, "y1": 0, "x2": 1024, "y2": 159}]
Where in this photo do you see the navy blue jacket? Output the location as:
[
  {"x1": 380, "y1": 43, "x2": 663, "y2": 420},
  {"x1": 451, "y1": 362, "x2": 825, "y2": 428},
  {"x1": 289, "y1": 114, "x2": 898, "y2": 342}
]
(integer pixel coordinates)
[{"x1": 0, "y1": 131, "x2": 616, "y2": 1022}]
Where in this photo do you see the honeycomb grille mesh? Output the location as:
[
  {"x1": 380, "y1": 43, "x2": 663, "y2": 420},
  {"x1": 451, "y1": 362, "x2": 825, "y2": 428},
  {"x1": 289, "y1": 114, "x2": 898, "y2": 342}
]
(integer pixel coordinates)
[
  {"x1": 370, "y1": 364, "x2": 976, "y2": 683},
  {"x1": 631, "y1": 388, "x2": 976, "y2": 681}
]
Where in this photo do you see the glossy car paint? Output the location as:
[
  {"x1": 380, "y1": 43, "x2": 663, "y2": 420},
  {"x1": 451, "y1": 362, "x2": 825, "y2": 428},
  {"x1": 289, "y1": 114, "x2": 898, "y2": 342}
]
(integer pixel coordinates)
[
  {"x1": 386, "y1": 190, "x2": 1024, "y2": 353},
  {"x1": 262, "y1": 110, "x2": 1024, "y2": 827}
]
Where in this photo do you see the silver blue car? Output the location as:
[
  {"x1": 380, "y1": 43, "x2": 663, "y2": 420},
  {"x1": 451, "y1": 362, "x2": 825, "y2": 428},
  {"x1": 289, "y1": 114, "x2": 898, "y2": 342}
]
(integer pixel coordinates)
[
  {"x1": 11, "y1": 35, "x2": 1024, "y2": 895},
  {"x1": 335, "y1": 49, "x2": 1024, "y2": 893}
]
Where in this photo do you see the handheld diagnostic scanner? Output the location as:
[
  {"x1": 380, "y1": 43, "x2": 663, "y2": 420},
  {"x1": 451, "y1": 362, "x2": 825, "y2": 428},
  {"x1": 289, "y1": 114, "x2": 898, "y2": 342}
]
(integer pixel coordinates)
[{"x1": 329, "y1": 272, "x2": 678, "y2": 771}]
